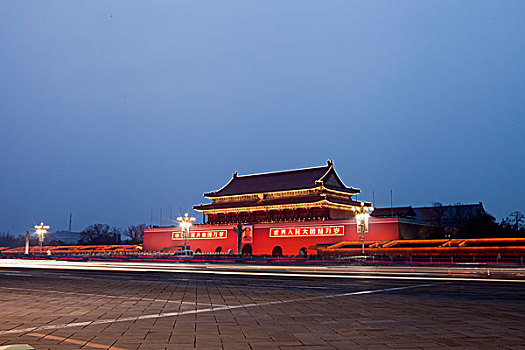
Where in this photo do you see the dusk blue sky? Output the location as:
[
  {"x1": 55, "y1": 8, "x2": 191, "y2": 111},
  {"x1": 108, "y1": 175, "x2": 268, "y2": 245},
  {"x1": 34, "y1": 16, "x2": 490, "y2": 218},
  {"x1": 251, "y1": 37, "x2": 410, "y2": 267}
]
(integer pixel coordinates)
[{"x1": 1, "y1": 1, "x2": 524, "y2": 234}]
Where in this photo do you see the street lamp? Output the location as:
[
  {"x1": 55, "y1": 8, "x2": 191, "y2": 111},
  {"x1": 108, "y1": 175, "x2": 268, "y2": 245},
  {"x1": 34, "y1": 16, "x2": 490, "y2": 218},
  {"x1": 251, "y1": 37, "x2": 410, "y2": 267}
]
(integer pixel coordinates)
[
  {"x1": 177, "y1": 213, "x2": 195, "y2": 250},
  {"x1": 355, "y1": 203, "x2": 373, "y2": 255},
  {"x1": 34, "y1": 222, "x2": 50, "y2": 254}
]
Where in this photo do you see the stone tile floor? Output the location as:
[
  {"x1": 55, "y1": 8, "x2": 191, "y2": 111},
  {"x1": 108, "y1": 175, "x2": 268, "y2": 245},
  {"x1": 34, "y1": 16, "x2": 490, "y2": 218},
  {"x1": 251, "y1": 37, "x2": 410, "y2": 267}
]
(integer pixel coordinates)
[{"x1": 0, "y1": 269, "x2": 524, "y2": 349}]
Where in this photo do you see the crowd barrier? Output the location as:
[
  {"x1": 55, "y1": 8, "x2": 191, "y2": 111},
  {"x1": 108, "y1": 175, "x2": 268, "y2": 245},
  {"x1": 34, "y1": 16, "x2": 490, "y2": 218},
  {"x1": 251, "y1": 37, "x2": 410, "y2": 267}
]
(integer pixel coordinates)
[{"x1": 316, "y1": 238, "x2": 525, "y2": 258}]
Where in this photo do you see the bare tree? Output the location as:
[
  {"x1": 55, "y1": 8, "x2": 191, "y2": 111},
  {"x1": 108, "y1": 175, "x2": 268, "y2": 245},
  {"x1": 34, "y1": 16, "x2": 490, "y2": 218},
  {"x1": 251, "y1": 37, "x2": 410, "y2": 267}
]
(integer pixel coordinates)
[
  {"x1": 125, "y1": 224, "x2": 146, "y2": 244},
  {"x1": 427, "y1": 202, "x2": 447, "y2": 228},
  {"x1": 79, "y1": 224, "x2": 121, "y2": 245},
  {"x1": 111, "y1": 226, "x2": 122, "y2": 244},
  {"x1": 507, "y1": 211, "x2": 524, "y2": 231},
  {"x1": 421, "y1": 203, "x2": 447, "y2": 238},
  {"x1": 0, "y1": 232, "x2": 25, "y2": 247},
  {"x1": 446, "y1": 202, "x2": 473, "y2": 230}
]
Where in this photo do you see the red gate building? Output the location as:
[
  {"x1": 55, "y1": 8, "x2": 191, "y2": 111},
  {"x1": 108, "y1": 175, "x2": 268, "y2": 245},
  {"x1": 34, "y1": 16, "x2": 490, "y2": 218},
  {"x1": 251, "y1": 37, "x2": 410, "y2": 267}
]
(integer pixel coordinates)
[{"x1": 144, "y1": 161, "x2": 401, "y2": 255}]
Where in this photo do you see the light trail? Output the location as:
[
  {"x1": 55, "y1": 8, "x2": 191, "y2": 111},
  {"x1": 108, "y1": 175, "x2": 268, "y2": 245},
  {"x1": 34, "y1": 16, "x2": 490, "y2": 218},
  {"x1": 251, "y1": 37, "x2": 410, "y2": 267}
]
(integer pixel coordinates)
[
  {"x1": 0, "y1": 259, "x2": 524, "y2": 282},
  {"x1": 1, "y1": 272, "x2": 32, "y2": 277}
]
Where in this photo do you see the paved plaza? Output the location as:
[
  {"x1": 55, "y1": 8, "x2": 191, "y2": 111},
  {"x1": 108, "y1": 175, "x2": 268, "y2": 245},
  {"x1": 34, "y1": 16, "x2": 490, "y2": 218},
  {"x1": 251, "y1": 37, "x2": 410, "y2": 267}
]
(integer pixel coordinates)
[{"x1": 0, "y1": 267, "x2": 524, "y2": 349}]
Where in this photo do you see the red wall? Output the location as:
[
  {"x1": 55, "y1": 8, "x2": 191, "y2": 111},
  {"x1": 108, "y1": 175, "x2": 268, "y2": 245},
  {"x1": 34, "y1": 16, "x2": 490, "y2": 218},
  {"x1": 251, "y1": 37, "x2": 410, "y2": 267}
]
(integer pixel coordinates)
[{"x1": 144, "y1": 217, "x2": 400, "y2": 255}]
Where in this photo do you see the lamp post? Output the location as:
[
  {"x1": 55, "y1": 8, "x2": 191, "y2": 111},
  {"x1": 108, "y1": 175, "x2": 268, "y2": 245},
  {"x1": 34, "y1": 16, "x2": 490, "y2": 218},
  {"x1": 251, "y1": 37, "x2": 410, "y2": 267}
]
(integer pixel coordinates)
[
  {"x1": 233, "y1": 221, "x2": 247, "y2": 255},
  {"x1": 34, "y1": 222, "x2": 50, "y2": 254},
  {"x1": 355, "y1": 203, "x2": 373, "y2": 255},
  {"x1": 177, "y1": 213, "x2": 195, "y2": 250}
]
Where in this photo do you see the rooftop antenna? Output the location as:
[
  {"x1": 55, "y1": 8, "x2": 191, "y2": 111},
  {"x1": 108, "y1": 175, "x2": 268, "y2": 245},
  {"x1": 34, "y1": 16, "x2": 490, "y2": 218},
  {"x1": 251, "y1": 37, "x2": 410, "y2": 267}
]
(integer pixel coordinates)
[
  {"x1": 170, "y1": 207, "x2": 173, "y2": 225},
  {"x1": 68, "y1": 213, "x2": 72, "y2": 232},
  {"x1": 150, "y1": 208, "x2": 153, "y2": 227},
  {"x1": 372, "y1": 191, "x2": 375, "y2": 207},
  {"x1": 160, "y1": 208, "x2": 163, "y2": 226}
]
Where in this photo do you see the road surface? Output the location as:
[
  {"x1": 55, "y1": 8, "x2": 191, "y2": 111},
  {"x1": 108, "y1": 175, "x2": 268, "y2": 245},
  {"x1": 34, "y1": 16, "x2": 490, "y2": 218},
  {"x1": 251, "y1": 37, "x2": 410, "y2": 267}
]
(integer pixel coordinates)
[{"x1": 0, "y1": 261, "x2": 524, "y2": 349}]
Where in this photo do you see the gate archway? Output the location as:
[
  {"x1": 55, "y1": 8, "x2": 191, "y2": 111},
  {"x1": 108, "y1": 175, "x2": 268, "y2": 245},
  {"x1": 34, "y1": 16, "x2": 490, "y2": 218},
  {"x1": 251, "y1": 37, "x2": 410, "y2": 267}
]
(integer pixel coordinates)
[
  {"x1": 299, "y1": 247, "x2": 307, "y2": 257},
  {"x1": 272, "y1": 246, "x2": 283, "y2": 257},
  {"x1": 242, "y1": 244, "x2": 252, "y2": 256}
]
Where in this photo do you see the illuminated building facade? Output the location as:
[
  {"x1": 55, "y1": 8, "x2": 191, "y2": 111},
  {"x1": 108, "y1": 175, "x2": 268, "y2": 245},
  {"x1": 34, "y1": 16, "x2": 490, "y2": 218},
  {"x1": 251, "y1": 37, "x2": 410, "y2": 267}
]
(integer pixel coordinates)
[{"x1": 144, "y1": 161, "x2": 402, "y2": 255}]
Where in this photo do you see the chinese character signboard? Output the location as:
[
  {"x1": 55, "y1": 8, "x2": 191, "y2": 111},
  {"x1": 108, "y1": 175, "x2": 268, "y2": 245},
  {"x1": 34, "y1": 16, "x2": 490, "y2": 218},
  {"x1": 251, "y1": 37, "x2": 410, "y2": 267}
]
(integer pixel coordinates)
[
  {"x1": 269, "y1": 225, "x2": 344, "y2": 238},
  {"x1": 172, "y1": 230, "x2": 228, "y2": 240}
]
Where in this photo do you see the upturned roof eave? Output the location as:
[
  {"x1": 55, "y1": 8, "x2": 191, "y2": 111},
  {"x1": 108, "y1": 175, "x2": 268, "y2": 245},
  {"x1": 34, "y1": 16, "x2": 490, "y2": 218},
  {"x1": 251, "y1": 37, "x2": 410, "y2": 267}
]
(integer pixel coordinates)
[
  {"x1": 323, "y1": 185, "x2": 360, "y2": 195},
  {"x1": 317, "y1": 164, "x2": 359, "y2": 193},
  {"x1": 193, "y1": 197, "x2": 370, "y2": 213}
]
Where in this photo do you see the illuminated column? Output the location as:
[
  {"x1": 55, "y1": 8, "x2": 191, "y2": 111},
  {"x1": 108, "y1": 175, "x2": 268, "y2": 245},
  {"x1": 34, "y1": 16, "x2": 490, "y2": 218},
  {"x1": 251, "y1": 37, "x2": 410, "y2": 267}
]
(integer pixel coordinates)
[
  {"x1": 177, "y1": 213, "x2": 195, "y2": 250},
  {"x1": 25, "y1": 231, "x2": 29, "y2": 254},
  {"x1": 355, "y1": 203, "x2": 373, "y2": 255},
  {"x1": 34, "y1": 222, "x2": 50, "y2": 254}
]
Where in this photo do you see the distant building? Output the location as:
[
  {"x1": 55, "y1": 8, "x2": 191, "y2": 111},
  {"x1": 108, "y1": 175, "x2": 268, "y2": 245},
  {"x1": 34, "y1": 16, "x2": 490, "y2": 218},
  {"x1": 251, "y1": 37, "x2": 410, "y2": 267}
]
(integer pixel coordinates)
[
  {"x1": 52, "y1": 231, "x2": 81, "y2": 245},
  {"x1": 371, "y1": 206, "x2": 432, "y2": 239},
  {"x1": 413, "y1": 203, "x2": 487, "y2": 237},
  {"x1": 372, "y1": 203, "x2": 488, "y2": 239},
  {"x1": 412, "y1": 203, "x2": 487, "y2": 228},
  {"x1": 372, "y1": 206, "x2": 416, "y2": 218}
]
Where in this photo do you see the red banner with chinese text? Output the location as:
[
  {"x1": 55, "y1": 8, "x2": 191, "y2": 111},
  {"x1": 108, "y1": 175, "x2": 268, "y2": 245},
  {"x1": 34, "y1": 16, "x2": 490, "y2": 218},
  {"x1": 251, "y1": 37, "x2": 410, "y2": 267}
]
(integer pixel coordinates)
[
  {"x1": 172, "y1": 230, "x2": 228, "y2": 240},
  {"x1": 269, "y1": 225, "x2": 344, "y2": 238}
]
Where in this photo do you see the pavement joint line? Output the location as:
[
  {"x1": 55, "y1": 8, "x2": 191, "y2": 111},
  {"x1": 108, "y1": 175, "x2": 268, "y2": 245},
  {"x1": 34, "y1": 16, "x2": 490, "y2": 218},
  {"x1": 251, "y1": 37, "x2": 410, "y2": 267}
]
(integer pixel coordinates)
[
  {"x1": 0, "y1": 283, "x2": 433, "y2": 336},
  {"x1": 0, "y1": 286, "x2": 225, "y2": 307},
  {"x1": 26, "y1": 332, "x2": 128, "y2": 350}
]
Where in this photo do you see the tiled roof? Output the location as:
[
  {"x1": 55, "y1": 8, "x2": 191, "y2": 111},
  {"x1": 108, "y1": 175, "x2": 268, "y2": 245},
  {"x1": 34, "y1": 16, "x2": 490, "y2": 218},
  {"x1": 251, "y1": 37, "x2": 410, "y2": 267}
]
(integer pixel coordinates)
[
  {"x1": 372, "y1": 206, "x2": 416, "y2": 217},
  {"x1": 204, "y1": 161, "x2": 359, "y2": 197}
]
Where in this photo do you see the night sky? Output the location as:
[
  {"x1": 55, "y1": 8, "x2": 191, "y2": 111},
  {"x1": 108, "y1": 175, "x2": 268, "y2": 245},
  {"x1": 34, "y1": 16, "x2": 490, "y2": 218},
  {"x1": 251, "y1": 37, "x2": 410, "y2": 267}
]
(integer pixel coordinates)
[{"x1": 1, "y1": 1, "x2": 524, "y2": 234}]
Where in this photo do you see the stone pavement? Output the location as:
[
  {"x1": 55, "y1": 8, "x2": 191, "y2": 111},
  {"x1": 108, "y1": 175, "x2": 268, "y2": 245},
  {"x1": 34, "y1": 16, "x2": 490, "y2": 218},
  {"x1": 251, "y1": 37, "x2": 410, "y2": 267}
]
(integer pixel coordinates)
[{"x1": 0, "y1": 269, "x2": 524, "y2": 349}]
